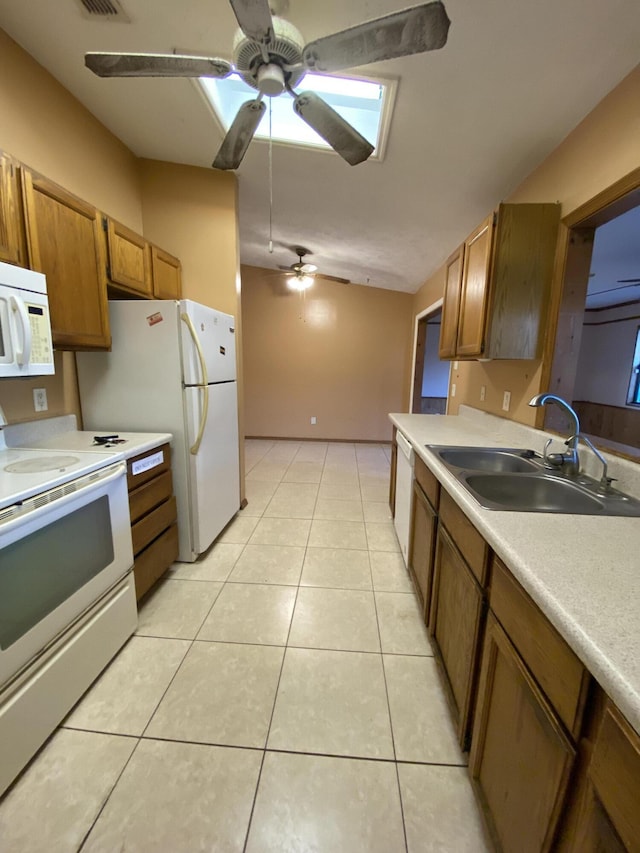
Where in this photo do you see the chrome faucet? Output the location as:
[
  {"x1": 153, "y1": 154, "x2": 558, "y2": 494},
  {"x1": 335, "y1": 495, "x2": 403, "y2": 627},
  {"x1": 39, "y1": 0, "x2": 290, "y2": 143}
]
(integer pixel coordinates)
[{"x1": 528, "y1": 393, "x2": 580, "y2": 475}]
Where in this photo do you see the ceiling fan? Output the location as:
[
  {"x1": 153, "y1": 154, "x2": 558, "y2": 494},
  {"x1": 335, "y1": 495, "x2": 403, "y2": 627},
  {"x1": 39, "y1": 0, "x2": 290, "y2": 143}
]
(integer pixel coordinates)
[
  {"x1": 278, "y1": 246, "x2": 350, "y2": 290},
  {"x1": 84, "y1": 0, "x2": 451, "y2": 170}
]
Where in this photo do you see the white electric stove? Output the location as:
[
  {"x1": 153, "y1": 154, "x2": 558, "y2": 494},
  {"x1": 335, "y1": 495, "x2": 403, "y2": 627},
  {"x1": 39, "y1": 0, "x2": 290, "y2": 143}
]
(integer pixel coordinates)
[
  {"x1": 0, "y1": 424, "x2": 138, "y2": 797},
  {"x1": 0, "y1": 444, "x2": 119, "y2": 512}
]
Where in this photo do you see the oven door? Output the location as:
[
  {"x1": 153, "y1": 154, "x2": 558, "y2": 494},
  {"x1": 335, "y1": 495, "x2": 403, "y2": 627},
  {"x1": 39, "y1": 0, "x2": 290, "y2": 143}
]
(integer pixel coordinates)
[{"x1": 0, "y1": 461, "x2": 133, "y2": 687}]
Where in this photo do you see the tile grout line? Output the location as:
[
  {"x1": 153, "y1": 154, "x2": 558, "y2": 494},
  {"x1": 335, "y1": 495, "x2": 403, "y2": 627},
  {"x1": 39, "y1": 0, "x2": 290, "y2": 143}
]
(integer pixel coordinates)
[{"x1": 240, "y1": 440, "x2": 323, "y2": 853}]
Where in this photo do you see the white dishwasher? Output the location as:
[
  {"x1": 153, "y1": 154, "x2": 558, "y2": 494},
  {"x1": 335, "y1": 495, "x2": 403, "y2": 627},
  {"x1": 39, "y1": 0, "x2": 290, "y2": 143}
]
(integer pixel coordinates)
[{"x1": 393, "y1": 431, "x2": 414, "y2": 568}]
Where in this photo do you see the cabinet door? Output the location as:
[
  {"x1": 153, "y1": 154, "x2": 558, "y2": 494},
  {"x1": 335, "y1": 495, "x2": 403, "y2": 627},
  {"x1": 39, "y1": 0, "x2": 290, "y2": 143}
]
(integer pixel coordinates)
[
  {"x1": 106, "y1": 218, "x2": 152, "y2": 297},
  {"x1": 408, "y1": 480, "x2": 437, "y2": 619},
  {"x1": 456, "y1": 213, "x2": 494, "y2": 357},
  {"x1": 430, "y1": 523, "x2": 485, "y2": 747},
  {"x1": 22, "y1": 171, "x2": 110, "y2": 350},
  {"x1": 151, "y1": 245, "x2": 182, "y2": 299},
  {"x1": 438, "y1": 244, "x2": 464, "y2": 359},
  {"x1": 470, "y1": 613, "x2": 575, "y2": 853},
  {"x1": 0, "y1": 152, "x2": 27, "y2": 266},
  {"x1": 389, "y1": 428, "x2": 397, "y2": 515},
  {"x1": 586, "y1": 704, "x2": 640, "y2": 852}
]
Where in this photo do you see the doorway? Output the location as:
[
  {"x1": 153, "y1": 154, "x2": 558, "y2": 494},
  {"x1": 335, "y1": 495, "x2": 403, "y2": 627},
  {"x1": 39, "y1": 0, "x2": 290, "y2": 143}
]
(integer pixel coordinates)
[
  {"x1": 543, "y1": 168, "x2": 640, "y2": 455},
  {"x1": 410, "y1": 302, "x2": 450, "y2": 414}
]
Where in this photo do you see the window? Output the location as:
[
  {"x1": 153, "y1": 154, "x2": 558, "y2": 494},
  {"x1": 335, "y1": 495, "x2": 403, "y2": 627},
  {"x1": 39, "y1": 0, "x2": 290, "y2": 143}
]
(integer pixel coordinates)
[
  {"x1": 627, "y1": 325, "x2": 640, "y2": 405},
  {"x1": 198, "y1": 71, "x2": 396, "y2": 160}
]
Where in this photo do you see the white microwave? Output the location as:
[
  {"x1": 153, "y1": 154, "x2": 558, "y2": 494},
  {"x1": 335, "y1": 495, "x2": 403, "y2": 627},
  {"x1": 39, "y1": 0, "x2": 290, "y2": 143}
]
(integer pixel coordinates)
[{"x1": 0, "y1": 260, "x2": 54, "y2": 378}]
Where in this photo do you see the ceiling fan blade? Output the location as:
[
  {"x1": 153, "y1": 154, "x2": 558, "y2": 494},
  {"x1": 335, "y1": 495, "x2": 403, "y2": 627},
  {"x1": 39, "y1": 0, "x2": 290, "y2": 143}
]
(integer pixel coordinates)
[
  {"x1": 85, "y1": 52, "x2": 232, "y2": 78},
  {"x1": 293, "y1": 92, "x2": 374, "y2": 166},
  {"x1": 228, "y1": 0, "x2": 274, "y2": 45},
  {"x1": 318, "y1": 274, "x2": 351, "y2": 284},
  {"x1": 302, "y1": 1, "x2": 450, "y2": 73},
  {"x1": 212, "y1": 99, "x2": 266, "y2": 170}
]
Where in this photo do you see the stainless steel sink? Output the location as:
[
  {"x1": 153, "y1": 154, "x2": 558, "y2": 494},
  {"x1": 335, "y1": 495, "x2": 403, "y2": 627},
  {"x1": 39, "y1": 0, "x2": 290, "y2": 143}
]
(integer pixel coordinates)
[
  {"x1": 426, "y1": 445, "x2": 640, "y2": 516},
  {"x1": 434, "y1": 447, "x2": 540, "y2": 473},
  {"x1": 462, "y1": 472, "x2": 606, "y2": 513}
]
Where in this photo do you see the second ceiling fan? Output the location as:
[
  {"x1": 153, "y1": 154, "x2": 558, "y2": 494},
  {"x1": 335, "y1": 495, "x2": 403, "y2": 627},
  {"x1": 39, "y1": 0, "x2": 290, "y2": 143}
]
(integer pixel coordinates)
[
  {"x1": 278, "y1": 246, "x2": 350, "y2": 290},
  {"x1": 85, "y1": 0, "x2": 451, "y2": 170}
]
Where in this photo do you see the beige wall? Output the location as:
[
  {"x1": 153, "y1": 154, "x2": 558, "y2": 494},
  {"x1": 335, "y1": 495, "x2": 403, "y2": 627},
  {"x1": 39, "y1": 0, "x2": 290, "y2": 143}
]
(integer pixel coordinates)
[
  {"x1": 0, "y1": 31, "x2": 241, "y2": 435},
  {"x1": 0, "y1": 30, "x2": 143, "y2": 426},
  {"x1": 138, "y1": 159, "x2": 244, "y2": 484},
  {"x1": 412, "y1": 64, "x2": 640, "y2": 427},
  {"x1": 0, "y1": 30, "x2": 142, "y2": 230},
  {"x1": 242, "y1": 265, "x2": 413, "y2": 442},
  {"x1": 139, "y1": 160, "x2": 239, "y2": 315}
]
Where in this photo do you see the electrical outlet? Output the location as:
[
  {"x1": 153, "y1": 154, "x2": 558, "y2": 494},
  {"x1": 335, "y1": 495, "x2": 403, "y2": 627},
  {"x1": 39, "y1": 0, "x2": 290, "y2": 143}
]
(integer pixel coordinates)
[
  {"x1": 480, "y1": 385, "x2": 486, "y2": 402},
  {"x1": 502, "y1": 390, "x2": 511, "y2": 412},
  {"x1": 451, "y1": 383, "x2": 456, "y2": 398},
  {"x1": 453, "y1": 361, "x2": 459, "y2": 370},
  {"x1": 310, "y1": 416, "x2": 317, "y2": 425},
  {"x1": 33, "y1": 388, "x2": 48, "y2": 412}
]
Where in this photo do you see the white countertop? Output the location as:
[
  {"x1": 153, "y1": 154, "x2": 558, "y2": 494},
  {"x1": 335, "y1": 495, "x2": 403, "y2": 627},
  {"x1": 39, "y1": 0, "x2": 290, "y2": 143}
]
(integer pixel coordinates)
[
  {"x1": 390, "y1": 407, "x2": 640, "y2": 736},
  {"x1": 3, "y1": 415, "x2": 172, "y2": 462}
]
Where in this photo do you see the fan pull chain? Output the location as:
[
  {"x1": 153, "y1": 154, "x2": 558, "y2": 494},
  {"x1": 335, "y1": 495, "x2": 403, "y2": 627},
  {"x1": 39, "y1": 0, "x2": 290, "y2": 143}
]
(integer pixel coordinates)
[{"x1": 268, "y1": 98, "x2": 273, "y2": 254}]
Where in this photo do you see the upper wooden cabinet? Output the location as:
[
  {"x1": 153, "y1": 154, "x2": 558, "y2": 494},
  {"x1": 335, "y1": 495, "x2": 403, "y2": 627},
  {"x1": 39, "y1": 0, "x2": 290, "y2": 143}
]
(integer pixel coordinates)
[
  {"x1": 104, "y1": 222, "x2": 182, "y2": 301},
  {"x1": 439, "y1": 203, "x2": 560, "y2": 360},
  {"x1": 439, "y1": 245, "x2": 464, "y2": 359},
  {"x1": 22, "y1": 170, "x2": 111, "y2": 350},
  {"x1": 0, "y1": 152, "x2": 27, "y2": 267},
  {"x1": 105, "y1": 217, "x2": 153, "y2": 298},
  {"x1": 151, "y1": 245, "x2": 182, "y2": 300}
]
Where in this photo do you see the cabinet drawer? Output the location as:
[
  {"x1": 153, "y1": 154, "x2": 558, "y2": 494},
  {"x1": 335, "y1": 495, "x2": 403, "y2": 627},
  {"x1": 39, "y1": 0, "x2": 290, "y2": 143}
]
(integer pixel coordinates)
[
  {"x1": 589, "y1": 703, "x2": 640, "y2": 851},
  {"x1": 439, "y1": 490, "x2": 488, "y2": 585},
  {"x1": 133, "y1": 523, "x2": 179, "y2": 600},
  {"x1": 129, "y1": 469, "x2": 173, "y2": 525},
  {"x1": 131, "y1": 495, "x2": 177, "y2": 555},
  {"x1": 414, "y1": 454, "x2": 439, "y2": 511},
  {"x1": 126, "y1": 443, "x2": 171, "y2": 491},
  {"x1": 490, "y1": 557, "x2": 588, "y2": 739}
]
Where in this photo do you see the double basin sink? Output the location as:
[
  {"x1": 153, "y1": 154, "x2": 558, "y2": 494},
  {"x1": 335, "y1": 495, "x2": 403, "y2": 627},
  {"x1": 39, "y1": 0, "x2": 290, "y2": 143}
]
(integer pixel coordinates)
[{"x1": 426, "y1": 446, "x2": 640, "y2": 517}]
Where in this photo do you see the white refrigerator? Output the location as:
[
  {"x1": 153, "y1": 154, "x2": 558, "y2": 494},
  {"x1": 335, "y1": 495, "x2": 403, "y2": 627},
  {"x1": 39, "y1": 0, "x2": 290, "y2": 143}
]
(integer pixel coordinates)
[{"x1": 77, "y1": 299, "x2": 240, "y2": 563}]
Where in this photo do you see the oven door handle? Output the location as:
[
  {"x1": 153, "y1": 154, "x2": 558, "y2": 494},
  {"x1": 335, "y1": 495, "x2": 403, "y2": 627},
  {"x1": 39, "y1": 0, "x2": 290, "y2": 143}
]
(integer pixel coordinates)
[
  {"x1": 0, "y1": 462, "x2": 127, "y2": 535},
  {"x1": 10, "y1": 294, "x2": 31, "y2": 367}
]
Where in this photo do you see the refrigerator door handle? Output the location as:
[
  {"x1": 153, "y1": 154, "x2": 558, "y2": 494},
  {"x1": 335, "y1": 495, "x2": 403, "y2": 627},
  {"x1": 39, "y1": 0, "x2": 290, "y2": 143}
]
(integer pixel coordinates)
[{"x1": 181, "y1": 312, "x2": 209, "y2": 455}]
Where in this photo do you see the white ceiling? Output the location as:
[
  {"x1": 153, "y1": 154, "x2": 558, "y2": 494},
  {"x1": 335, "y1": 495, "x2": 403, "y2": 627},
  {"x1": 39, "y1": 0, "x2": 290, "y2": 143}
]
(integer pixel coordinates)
[
  {"x1": 1, "y1": 0, "x2": 640, "y2": 294},
  {"x1": 587, "y1": 207, "x2": 640, "y2": 310}
]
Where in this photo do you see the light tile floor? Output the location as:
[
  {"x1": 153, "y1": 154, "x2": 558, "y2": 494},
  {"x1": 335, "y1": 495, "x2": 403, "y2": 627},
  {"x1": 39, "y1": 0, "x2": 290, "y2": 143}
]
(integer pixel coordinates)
[{"x1": 0, "y1": 439, "x2": 493, "y2": 852}]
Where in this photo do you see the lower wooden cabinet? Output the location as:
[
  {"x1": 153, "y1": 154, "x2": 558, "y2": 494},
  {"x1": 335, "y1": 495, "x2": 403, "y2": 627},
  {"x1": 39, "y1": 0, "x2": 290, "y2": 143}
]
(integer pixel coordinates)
[
  {"x1": 408, "y1": 454, "x2": 440, "y2": 619},
  {"x1": 126, "y1": 443, "x2": 178, "y2": 600},
  {"x1": 430, "y1": 523, "x2": 485, "y2": 749},
  {"x1": 559, "y1": 702, "x2": 640, "y2": 853},
  {"x1": 389, "y1": 427, "x2": 397, "y2": 516},
  {"x1": 470, "y1": 613, "x2": 576, "y2": 853},
  {"x1": 409, "y1": 478, "x2": 438, "y2": 617}
]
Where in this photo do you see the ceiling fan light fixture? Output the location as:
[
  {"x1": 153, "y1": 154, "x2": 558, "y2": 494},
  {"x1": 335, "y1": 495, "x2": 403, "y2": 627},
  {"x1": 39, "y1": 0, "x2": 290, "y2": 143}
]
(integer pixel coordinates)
[{"x1": 288, "y1": 274, "x2": 314, "y2": 291}]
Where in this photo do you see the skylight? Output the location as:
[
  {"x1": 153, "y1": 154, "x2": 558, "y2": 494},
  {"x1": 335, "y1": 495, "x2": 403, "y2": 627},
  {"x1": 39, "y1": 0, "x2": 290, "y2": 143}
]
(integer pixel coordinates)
[{"x1": 199, "y1": 71, "x2": 395, "y2": 160}]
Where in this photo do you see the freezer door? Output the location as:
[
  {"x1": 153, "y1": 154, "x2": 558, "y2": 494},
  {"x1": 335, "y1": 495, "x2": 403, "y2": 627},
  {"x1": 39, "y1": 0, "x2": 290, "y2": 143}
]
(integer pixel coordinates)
[
  {"x1": 180, "y1": 300, "x2": 236, "y2": 386},
  {"x1": 183, "y1": 381, "x2": 240, "y2": 555}
]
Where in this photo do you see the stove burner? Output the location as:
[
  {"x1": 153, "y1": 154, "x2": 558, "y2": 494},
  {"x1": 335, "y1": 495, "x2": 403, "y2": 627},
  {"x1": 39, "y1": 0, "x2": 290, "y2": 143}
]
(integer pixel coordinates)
[{"x1": 4, "y1": 455, "x2": 81, "y2": 474}]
